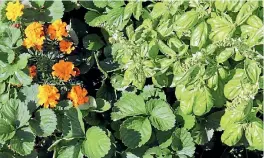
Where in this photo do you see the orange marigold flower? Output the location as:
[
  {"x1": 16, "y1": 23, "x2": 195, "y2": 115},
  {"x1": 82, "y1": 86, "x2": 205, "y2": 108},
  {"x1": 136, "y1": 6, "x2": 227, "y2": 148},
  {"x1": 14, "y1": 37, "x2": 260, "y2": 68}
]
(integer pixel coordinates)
[
  {"x1": 6, "y1": 0, "x2": 24, "y2": 21},
  {"x1": 38, "y1": 85, "x2": 60, "y2": 108},
  {"x1": 47, "y1": 19, "x2": 68, "y2": 41},
  {"x1": 67, "y1": 85, "x2": 89, "y2": 107},
  {"x1": 59, "y1": 40, "x2": 75, "y2": 54},
  {"x1": 73, "y1": 67, "x2": 80, "y2": 76},
  {"x1": 52, "y1": 60, "x2": 76, "y2": 82},
  {"x1": 29, "y1": 65, "x2": 37, "y2": 78},
  {"x1": 23, "y1": 22, "x2": 45, "y2": 50}
]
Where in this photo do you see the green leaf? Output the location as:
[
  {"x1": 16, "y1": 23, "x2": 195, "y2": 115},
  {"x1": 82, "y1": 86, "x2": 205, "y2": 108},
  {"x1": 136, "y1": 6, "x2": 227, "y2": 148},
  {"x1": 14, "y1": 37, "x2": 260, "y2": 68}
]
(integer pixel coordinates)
[
  {"x1": 43, "y1": 0, "x2": 65, "y2": 22},
  {"x1": 0, "y1": 118, "x2": 15, "y2": 142},
  {"x1": 245, "y1": 120, "x2": 263, "y2": 151},
  {"x1": 18, "y1": 84, "x2": 39, "y2": 105},
  {"x1": 156, "y1": 130, "x2": 173, "y2": 148},
  {"x1": 120, "y1": 116, "x2": 152, "y2": 148},
  {"x1": 54, "y1": 139, "x2": 83, "y2": 158},
  {"x1": 221, "y1": 123, "x2": 243, "y2": 146},
  {"x1": 84, "y1": 11, "x2": 100, "y2": 26},
  {"x1": 235, "y1": 1, "x2": 259, "y2": 26},
  {"x1": 178, "y1": 86, "x2": 195, "y2": 115},
  {"x1": 146, "y1": 99, "x2": 175, "y2": 131},
  {"x1": 216, "y1": 48, "x2": 234, "y2": 63},
  {"x1": 158, "y1": 40, "x2": 176, "y2": 57},
  {"x1": 171, "y1": 128, "x2": 195, "y2": 157},
  {"x1": 190, "y1": 21, "x2": 208, "y2": 50},
  {"x1": 93, "y1": 0, "x2": 108, "y2": 8},
  {"x1": 224, "y1": 79, "x2": 242, "y2": 100},
  {"x1": 111, "y1": 93, "x2": 146, "y2": 121},
  {"x1": 175, "y1": 10, "x2": 199, "y2": 31},
  {"x1": 207, "y1": 15, "x2": 235, "y2": 41},
  {"x1": 1, "y1": 99, "x2": 31, "y2": 128},
  {"x1": 191, "y1": 123, "x2": 214, "y2": 145},
  {"x1": 150, "y1": 2, "x2": 167, "y2": 19},
  {"x1": 11, "y1": 70, "x2": 32, "y2": 86},
  {"x1": 0, "y1": 82, "x2": 5, "y2": 95},
  {"x1": 93, "y1": 98, "x2": 111, "y2": 113},
  {"x1": 29, "y1": 108, "x2": 57, "y2": 137},
  {"x1": 10, "y1": 127, "x2": 35, "y2": 156},
  {"x1": 82, "y1": 126, "x2": 112, "y2": 158},
  {"x1": 244, "y1": 59, "x2": 261, "y2": 84},
  {"x1": 140, "y1": 85, "x2": 166, "y2": 101},
  {"x1": 192, "y1": 87, "x2": 214, "y2": 116},
  {"x1": 143, "y1": 147, "x2": 172, "y2": 158},
  {"x1": 205, "y1": 111, "x2": 224, "y2": 131},
  {"x1": 83, "y1": 34, "x2": 104, "y2": 51},
  {"x1": 175, "y1": 108, "x2": 195, "y2": 130},
  {"x1": 62, "y1": 108, "x2": 85, "y2": 138}
]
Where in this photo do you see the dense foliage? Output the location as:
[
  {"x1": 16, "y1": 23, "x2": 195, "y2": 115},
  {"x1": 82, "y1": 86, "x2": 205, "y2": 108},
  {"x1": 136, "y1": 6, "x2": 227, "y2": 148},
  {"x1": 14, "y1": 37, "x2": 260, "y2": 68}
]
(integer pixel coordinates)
[{"x1": 0, "y1": 0, "x2": 263, "y2": 157}]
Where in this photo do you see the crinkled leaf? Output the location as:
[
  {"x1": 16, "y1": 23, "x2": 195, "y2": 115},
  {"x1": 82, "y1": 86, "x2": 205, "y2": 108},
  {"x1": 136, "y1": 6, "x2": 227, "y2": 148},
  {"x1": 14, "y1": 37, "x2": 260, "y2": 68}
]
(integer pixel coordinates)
[
  {"x1": 82, "y1": 126, "x2": 112, "y2": 158},
  {"x1": 29, "y1": 108, "x2": 57, "y2": 137},
  {"x1": 111, "y1": 93, "x2": 146, "y2": 121},
  {"x1": 10, "y1": 127, "x2": 35, "y2": 156},
  {"x1": 146, "y1": 99, "x2": 175, "y2": 131},
  {"x1": 120, "y1": 116, "x2": 152, "y2": 148},
  {"x1": 171, "y1": 128, "x2": 195, "y2": 157}
]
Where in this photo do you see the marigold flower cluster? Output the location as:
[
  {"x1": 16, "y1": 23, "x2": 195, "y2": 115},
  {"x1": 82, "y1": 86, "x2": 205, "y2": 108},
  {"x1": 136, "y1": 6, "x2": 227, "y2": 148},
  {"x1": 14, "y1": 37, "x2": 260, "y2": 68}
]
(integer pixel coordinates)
[
  {"x1": 22, "y1": 19, "x2": 75, "y2": 54},
  {"x1": 23, "y1": 22, "x2": 45, "y2": 50},
  {"x1": 5, "y1": 0, "x2": 24, "y2": 21},
  {"x1": 38, "y1": 85, "x2": 89, "y2": 108}
]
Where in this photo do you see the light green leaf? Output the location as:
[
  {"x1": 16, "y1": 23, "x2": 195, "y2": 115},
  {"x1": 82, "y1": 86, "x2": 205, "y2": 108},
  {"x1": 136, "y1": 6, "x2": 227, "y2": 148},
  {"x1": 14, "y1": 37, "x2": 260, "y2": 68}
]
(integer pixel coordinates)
[
  {"x1": 158, "y1": 40, "x2": 176, "y2": 57},
  {"x1": 207, "y1": 15, "x2": 235, "y2": 41},
  {"x1": 10, "y1": 127, "x2": 35, "y2": 156},
  {"x1": 192, "y1": 87, "x2": 214, "y2": 116},
  {"x1": 146, "y1": 99, "x2": 175, "y2": 131},
  {"x1": 111, "y1": 93, "x2": 146, "y2": 121},
  {"x1": 235, "y1": 1, "x2": 259, "y2": 26},
  {"x1": 216, "y1": 48, "x2": 234, "y2": 63},
  {"x1": 93, "y1": 0, "x2": 108, "y2": 8},
  {"x1": 175, "y1": 108, "x2": 195, "y2": 130},
  {"x1": 140, "y1": 85, "x2": 166, "y2": 101},
  {"x1": 175, "y1": 10, "x2": 199, "y2": 31},
  {"x1": 221, "y1": 123, "x2": 243, "y2": 146},
  {"x1": 150, "y1": 2, "x2": 167, "y2": 19},
  {"x1": 82, "y1": 126, "x2": 112, "y2": 158},
  {"x1": 29, "y1": 108, "x2": 57, "y2": 137},
  {"x1": 245, "y1": 120, "x2": 263, "y2": 151},
  {"x1": 190, "y1": 21, "x2": 208, "y2": 50},
  {"x1": 44, "y1": 0, "x2": 65, "y2": 22},
  {"x1": 120, "y1": 116, "x2": 152, "y2": 148},
  {"x1": 244, "y1": 59, "x2": 261, "y2": 84}
]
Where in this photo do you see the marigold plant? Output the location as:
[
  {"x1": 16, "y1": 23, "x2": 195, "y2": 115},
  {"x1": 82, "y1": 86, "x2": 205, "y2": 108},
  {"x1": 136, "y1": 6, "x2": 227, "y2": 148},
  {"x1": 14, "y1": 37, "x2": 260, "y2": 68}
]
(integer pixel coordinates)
[
  {"x1": 5, "y1": 0, "x2": 24, "y2": 21},
  {"x1": 29, "y1": 65, "x2": 37, "y2": 78},
  {"x1": 47, "y1": 19, "x2": 68, "y2": 41},
  {"x1": 67, "y1": 85, "x2": 89, "y2": 107},
  {"x1": 52, "y1": 60, "x2": 76, "y2": 82},
  {"x1": 59, "y1": 40, "x2": 75, "y2": 54},
  {"x1": 38, "y1": 85, "x2": 60, "y2": 108},
  {"x1": 23, "y1": 22, "x2": 45, "y2": 50}
]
